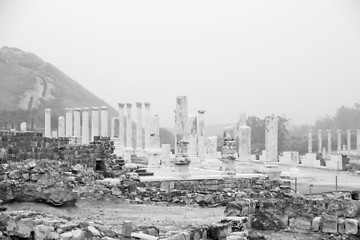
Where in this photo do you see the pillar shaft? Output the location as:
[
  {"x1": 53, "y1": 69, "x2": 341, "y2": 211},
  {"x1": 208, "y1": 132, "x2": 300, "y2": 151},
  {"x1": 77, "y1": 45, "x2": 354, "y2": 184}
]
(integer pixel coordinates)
[
  {"x1": 73, "y1": 108, "x2": 81, "y2": 136},
  {"x1": 144, "y1": 102, "x2": 151, "y2": 149},
  {"x1": 126, "y1": 103, "x2": 133, "y2": 149},
  {"x1": 65, "y1": 108, "x2": 73, "y2": 137},
  {"x1": 82, "y1": 108, "x2": 89, "y2": 144},
  {"x1": 118, "y1": 103, "x2": 125, "y2": 147},
  {"x1": 337, "y1": 130, "x2": 341, "y2": 153},
  {"x1": 197, "y1": 110, "x2": 206, "y2": 160},
  {"x1": 91, "y1": 107, "x2": 99, "y2": 141},
  {"x1": 357, "y1": 129, "x2": 360, "y2": 154},
  {"x1": 136, "y1": 102, "x2": 143, "y2": 149},
  {"x1": 318, "y1": 130, "x2": 322, "y2": 153},
  {"x1": 327, "y1": 130, "x2": 332, "y2": 154},
  {"x1": 150, "y1": 115, "x2": 160, "y2": 148},
  {"x1": 347, "y1": 129, "x2": 351, "y2": 152},
  {"x1": 175, "y1": 96, "x2": 188, "y2": 155},
  {"x1": 308, "y1": 130, "x2": 313, "y2": 153},
  {"x1": 44, "y1": 109, "x2": 51, "y2": 138},
  {"x1": 100, "y1": 106, "x2": 108, "y2": 137},
  {"x1": 58, "y1": 116, "x2": 65, "y2": 137}
]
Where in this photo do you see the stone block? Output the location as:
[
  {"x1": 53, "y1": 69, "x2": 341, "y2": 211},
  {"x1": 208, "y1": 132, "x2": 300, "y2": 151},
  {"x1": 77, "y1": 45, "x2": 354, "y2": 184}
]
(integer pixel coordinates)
[
  {"x1": 345, "y1": 219, "x2": 358, "y2": 235},
  {"x1": 338, "y1": 218, "x2": 345, "y2": 235},
  {"x1": 312, "y1": 217, "x2": 321, "y2": 232},
  {"x1": 208, "y1": 223, "x2": 232, "y2": 240},
  {"x1": 132, "y1": 232, "x2": 159, "y2": 240},
  {"x1": 294, "y1": 217, "x2": 311, "y2": 230},
  {"x1": 321, "y1": 215, "x2": 338, "y2": 234},
  {"x1": 167, "y1": 232, "x2": 190, "y2": 240}
]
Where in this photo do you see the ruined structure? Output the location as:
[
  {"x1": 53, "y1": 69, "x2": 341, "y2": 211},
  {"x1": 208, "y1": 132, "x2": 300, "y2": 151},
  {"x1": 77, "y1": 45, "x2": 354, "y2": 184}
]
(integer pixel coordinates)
[
  {"x1": 238, "y1": 113, "x2": 251, "y2": 163},
  {"x1": 44, "y1": 109, "x2": 51, "y2": 138},
  {"x1": 187, "y1": 114, "x2": 198, "y2": 157},
  {"x1": 221, "y1": 126, "x2": 237, "y2": 174},
  {"x1": 265, "y1": 115, "x2": 278, "y2": 162},
  {"x1": 91, "y1": 107, "x2": 99, "y2": 141},
  {"x1": 197, "y1": 110, "x2": 205, "y2": 164}
]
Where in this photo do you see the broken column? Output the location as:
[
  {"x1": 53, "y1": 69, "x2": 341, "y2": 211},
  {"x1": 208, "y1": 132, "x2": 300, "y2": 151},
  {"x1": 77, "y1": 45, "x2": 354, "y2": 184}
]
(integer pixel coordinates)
[
  {"x1": 135, "y1": 102, "x2": 143, "y2": 156},
  {"x1": 20, "y1": 122, "x2": 27, "y2": 132},
  {"x1": 125, "y1": 103, "x2": 133, "y2": 162},
  {"x1": 82, "y1": 108, "x2": 90, "y2": 144},
  {"x1": 265, "y1": 115, "x2": 278, "y2": 162},
  {"x1": 44, "y1": 109, "x2": 51, "y2": 138},
  {"x1": 357, "y1": 129, "x2": 360, "y2": 154},
  {"x1": 206, "y1": 136, "x2": 218, "y2": 159},
  {"x1": 197, "y1": 110, "x2": 206, "y2": 165},
  {"x1": 100, "y1": 106, "x2": 108, "y2": 137},
  {"x1": 337, "y1": 130, "x2": 341, "y2": 154},
  {"x1": 117, "y1": 103, "x2": 126, "y2": 156},
  {"x1": 318, "y1": 130, "x2": 322, "y2": 153},
  {"x1": 239, "y1": 125, "x2": 251, "y2": 163},
  {"x1": 239, "y1": 113, "x2": 247, "y2": 127},
  {"x1": 161, "y1": 144, "x2": 171, "y2": 167},
  {"x1": 347, "y1": 129, "x2": 351, "y2": 153},
  {"x1": 308, "y1": 130, "x2": 313, "y2": 153},
  {"x1": 187, "y1": 115, "x2": 198, "y2": 157},
  {"x1": 111, "y1": 117, "x2": 120, "y2": 138},
  {"x1": 144, "y1": 102, "x2": 151, "y2": 151},
  {"x1": 73, "y1": 108, "x2": 81, "y2": 137},
  {"x1": 148, "y1": 115, "x2": 162, "y2": 167},
  {"x1": 65, "y1": 108, "x2": 73, "y2": 137},
  {"x1": 222, "y1": 126, "x2": 237, "y2": 174},
  {"x1": 58, "y1": 117, "x2": 65, "y2": 137},
  {"x1": 175, "y1": 96, "x2": 189, "y2": 156},
  {"x1": 327, "y1": 130, "x2": 332, "y2": 154},
  {"x1": 91, "y1": 107, "x2": 99, "y2": 141}
]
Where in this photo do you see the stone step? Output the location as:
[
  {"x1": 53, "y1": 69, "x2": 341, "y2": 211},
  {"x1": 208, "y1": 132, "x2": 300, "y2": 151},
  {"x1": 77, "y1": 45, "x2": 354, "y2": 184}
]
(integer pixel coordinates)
[
  {"x1": 135, "y1": 168, "x2": 147, "y2": 173},
  {"x1": 138, "y1": 172, "x2": 154, "y2": 176}
]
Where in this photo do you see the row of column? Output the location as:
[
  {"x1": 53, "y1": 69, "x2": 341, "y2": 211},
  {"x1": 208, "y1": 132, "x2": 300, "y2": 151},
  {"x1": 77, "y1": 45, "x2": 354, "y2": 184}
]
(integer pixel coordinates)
[
  {"x1": 308, "y1": 129, "x2": 360, "y2": 154},
  {"x1": 45, "y1": 107, "x2": 109, "y2": 144}
]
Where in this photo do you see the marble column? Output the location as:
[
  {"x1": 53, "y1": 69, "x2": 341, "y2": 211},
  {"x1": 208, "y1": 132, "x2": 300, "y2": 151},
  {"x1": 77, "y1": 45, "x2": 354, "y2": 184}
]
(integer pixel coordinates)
[
  {"x1": 144, "y1": 102, "x2": 151, "y2": 150},
  {"x1": 197, "y1": 110, "x2": 206, "y2": 163},
  {"x1": 44, "y1": 109, "x2": 51, "y2": 138},
  {"x1": 206, "y1": 136, "x2": 218, "y2": 158},
  {"x1": 73, "y1": 108, "x2": 81, "y2": 137},
  {"x1": 337, "y1": 130, "x2": 341, "y2": 154},
  {"x1": 65, "y1": 108, "x2": 73, "y2": 137},
  {"x1": 347, "y1": 129, "x2": 351, "y2": 153},
  {"x1": 118, "y1": 103, "x2": 126, "y2": 154},
  {"x1": 175, "y1": 96, "x2": 188, "y2": 155},
  {"x1": 58, "y1": 116, "x2": 65, "y2": 137},
  {"x1": 239, "y1": 126, "x2": 251, "y2": 162},
  {"x1": 91, "y1": 107, "x2": 99, "y2": 141},
  {"x1": 318, "y1": 130, "x2": 322, "y2": 153},
  {"x1": 111, "y1": 117, "x2": 120, "y2": 138},
  {"x1": 20, "y1": 122, "x2": 27, "y2": 132},
  {"x1": 357, "y1": 129, "x2": 360, "y2": 154},
  {"x1": 239, "y1": 113, "x2": 247, "y2": 128},
  {"x1": 100, "y1": 106, "x2": 108, "y2": 137},
  {"x1": 150, "y1": 115, "x2": 160, "y2": 148},
  {"x1": 308, "y1": 130, "x2": 313, "y2": 153},
  {"x1": 187, "y1": 115, "x2": 198, "y2": 157},
  {"x1": 161, "y1": 144, "x2": 171, "y2": 167},
  {"x1": 52, "y1": 131, "x2": 58, "y2": 138},
  {"x1": 135, "y1": 102, "x2": 143, "y2": 154},
  {"x1": 265, "y1": 115, "x2": 278, "y2": 162},
  {"x1": 82, "y1": 108, "x2": 90, "y2": 144},
  {"x1": 327, "y1": 130, "x2": 332, "y2": 154}
]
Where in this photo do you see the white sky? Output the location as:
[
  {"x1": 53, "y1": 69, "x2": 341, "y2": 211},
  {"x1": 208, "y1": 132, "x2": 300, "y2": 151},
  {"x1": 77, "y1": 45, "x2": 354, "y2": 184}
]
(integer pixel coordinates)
[{"x1": 1, "y1": 0, "x2": 360, "y2": 127}]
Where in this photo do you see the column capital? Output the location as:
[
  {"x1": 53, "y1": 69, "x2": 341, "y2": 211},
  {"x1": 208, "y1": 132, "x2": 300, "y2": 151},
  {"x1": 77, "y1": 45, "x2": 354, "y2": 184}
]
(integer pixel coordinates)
[
  {"x1": 337, "y1": 129, "x2": 342, "y2": 133},
  {"x1": 101, "y1": 106, "x2": 108, "y2": 110},
  {"x1": 327, "y1": 129, "x2": 332, "y2": 133},
  {"x1": 317, "y1": 129, "x2": 322, "y2": 133},
  {"x1": 118, "y1": 103, "x2": 125, "y2": 108},
  {"x1": 65, "y1": 108, "x2": 73, "y2": 112},
  {"x1": 45, "y1": 108, "x2": 51, "y2": 112},
  {"x1": 308, "y1": 129, "x2": 313, "y2": 132},
  {"x1": 198, "y1": 110, "x2": 205, "y2": 114},
  {"x1": 136, "y1": 102, "x2": 142, "y2": 108},
  {"x1": 144, "y1": 102, "x2": 151, "y2": 108},
  {"x1": 126, "y1": 103, "x2": 132, "y2": 108},
  {"x1": 82, "y1": 107, "x2": 89, "y2": 112},
  {"x1": 74, "y1": 107, "x2": 81, "y2": 112},
  {"x1": 92, "y1": 107, "x2": 99, "y2": 111},
  {"x1": 347, "y1": 129, "x2": 351, "y2": 133}
]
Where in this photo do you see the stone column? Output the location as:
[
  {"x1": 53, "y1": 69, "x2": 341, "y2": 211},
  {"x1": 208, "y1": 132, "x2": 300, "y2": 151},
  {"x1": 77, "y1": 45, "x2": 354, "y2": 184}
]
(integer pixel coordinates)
[
  {"x1": 111, "y1": 117, "x2": 120, "y2": 139},
  {"x1": 337, "y1": 130, "x2": 342, "y2": 154},
  {"x1": 82, "y1": 108, "x2": 90, "y2": 144},
  {"x1": 135, "y1": 102, "x2": 143, "y2": 154},
  {"x1": 161, "y1": 144, "x2": 171, "y2": 167},
  {"x1": 91, "y1": 107, "x2": 99, "y2": 141},
  {"x1": 73, "y1": 108, "x2": 81, "y2": 137},
  {"x1": 206, "y1": 136, "x2": 218, "y2": 159},
  {"x1": 239, "y1": 126, "x2": 251, "y2": 162},
  {"x1": 187, "y1": 115, "x2": 198, "y2": 157},
  {"x1": 239, "y1": 113, "x2": 247, "y2": 128},
  {"x1": 347, "y1": 129, "x2": 351, "y2": 153},
  {"x1": 150, "y1": 115, "x2": 160, "y2": 148},
  {"x1": 144, "y1": 102, "x2": 151, "y2": 150},
  {"x1": 20, "y1": 122, "x2": 27, "y2": 132},
  {"x1": 100, "y1": 106, "x2": 108, "y2": 137},
  {"x1": 44, "y1": 109, "x2": 51, "y2": 138},
  {"x1": 118, "y1": 103, "x2": 126, "y2": 155},
  {"x1": 308, "y1": 130, "x2": 313, "y2": 153},
  {"x1": 125, "y1": 104, "x2": 133, "y2": 162},
  {"x1": 58, "y1": 116, "x2": 65, "y2": 137},
  {"x1": 197, "y1": 110, "x2": 206, "y2": 163},
  {"x1": 52, "y1": 131, "x2": 58, "y2": 138},
  {"x1": 357, "y1": 129, "x2": 360, "y2": 154},
  {"x1": 265, "y1": 115, "x2": 278, "y2": 162},
  {"x1": 175, "y1": 96, "x2": 188, "y2": 155},
  {"x1": 318, "y1": 130, "x2": 322, "y2": 153},
  {"x1": 327, "y1": 130, "x2": 332, "y2": 154},
  {"x1": 65, "y1": 108, "x2": 73, "y2": 137}
]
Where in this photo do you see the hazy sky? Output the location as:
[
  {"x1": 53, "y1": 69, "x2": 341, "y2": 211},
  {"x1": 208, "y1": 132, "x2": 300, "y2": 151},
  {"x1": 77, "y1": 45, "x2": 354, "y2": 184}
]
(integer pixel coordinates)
[{"x1": 1, "y1": 0, "x2": 360, "y2": 127}]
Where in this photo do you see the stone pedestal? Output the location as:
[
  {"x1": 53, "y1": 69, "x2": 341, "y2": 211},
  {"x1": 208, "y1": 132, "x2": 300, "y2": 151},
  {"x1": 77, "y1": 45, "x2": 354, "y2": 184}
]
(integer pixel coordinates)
[
  {"x1": 118, "y1": 103, "x2": 126, "y2": 156},
  {"x1": 347, "y1": 129, "x2": 351, "y2": 153},
  {"x1": 82, "y1": 108, "x2": 90, "y2": 144},
  {"x1": 187, "y1": 115, "x2": 198, "y2": 157},
  {"x1": 65, "y1": 108, "x2": 73, "y2": 137},
  {"x1": 73, "y1": 108, "x2": 81, "y2": 137},
  {"x1": 144, "y1": 102, "x2": 151, "y2": 150},
  {"x1": 327, "y1": 130, "x2": 332, "y2": 154},
  {"x1": 221, "y1": 126, "x2": 237, "y2": 175},
  {"x1": 44, "y1": 109, "x2": 51, "y2": 138},
  {"x1": 197, "y1": 110, "x2": 205, "y2": 166},
  {"x1": 135, "y1": 102, "x2": 143, "y2": 156},
  {"x1": 161, "y1": 144, "x2": 171, "y2": 167},
  {"x1": 100, "y1": 106, "x2": 108, "y2": 137},
  {"x1": 147, "y1": 148, "x2": 162, "y2": 168},
  {"x1": 318, "y1": 130, "x2": 322, "y2": 153},
  {"x1": 265, "y1": 115, "x2": 278, "y2": 162},
  {"x1": 308, "y1": 130, "x2": 313, "y2": 153},
  {"x1": 91, "y1": 107, "x2": 99, "y2": 141},
  {"x1": 174, "y1": 164, "x2": 191, "y2": 179},
  {"x1": 221, "y1": 158, "x2": 236, "y2": 176},
  {"x1": 238, "y1": 126, "x2": 251, "y2": 163},
  {"x1": 337, "y1": 130, "x2": 342, "y2": 154},
  {"x1": 20, "y1": 122, "x2": 27, "y2": 132},
  {"x1": 58, "y1": 117, "x2": 65, "y2": 137}
]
